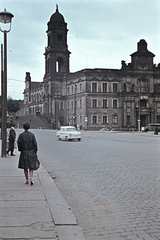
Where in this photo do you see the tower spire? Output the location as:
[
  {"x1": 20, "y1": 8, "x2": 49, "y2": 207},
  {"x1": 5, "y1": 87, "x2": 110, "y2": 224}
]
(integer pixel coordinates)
[{"x1": 56, "y1": 4, "x2": 58, "y2": 12}]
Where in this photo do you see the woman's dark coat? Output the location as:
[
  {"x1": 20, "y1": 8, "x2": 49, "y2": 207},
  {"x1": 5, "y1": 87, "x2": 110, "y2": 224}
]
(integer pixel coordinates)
[
  {"x1": 18, "y1": 130, "x2": 38, "y2": 170},
  {"x1": 8, "y1": 127, "x2": 16, "y2": 151}
]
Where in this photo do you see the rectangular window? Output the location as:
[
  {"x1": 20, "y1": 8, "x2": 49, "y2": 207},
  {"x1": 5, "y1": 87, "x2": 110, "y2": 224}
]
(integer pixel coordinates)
[
  {"x1": 72, "y1": 86, "x2": 74, "y2": 94},
  {"x1": 154, "y1": 84, "x2": 160, "y2": 93},
  {"x1": 141, "y1": 80, "x2": 148, "y2": 93},
  {"x1": 113, "y1": 83, "x2": 118, "y2": 93},
  {"x1": 92, "y1": 99, "x2": 97, "y2": 108},
  {"x1": 67, "y1": 87, "x2": 70, "y2": 95},
  {"x1": 60, "y1": 102, "x2": 64, "y2": 110},
  {"x1": 112, "y1": 115, "x2": 118, "y2": 124},
  {"x1": 102, "y1": 83, "x2": 107, "y2": 92},
  {"x1": 80, "y1": 99, "x2": 82, "y2": 109},
  {"x1": 92, "y1": 82, "x2": 97, "y2": 92},
  {"x1": 80, "y1": 83, "x2": 82, "y2": 92},
  {"x1": 103, "y1": 99, "x2": 108, "y2": 108},
  {"x1": 103, "y1": 115, "x2": 108, "y2": 124},
  {"x1": 127, "y1": 115, "x2": 130, "y2": 125},
  {"x1": 67, "y1": 102, "x2": 69, "y2": 110},
  {"x1": 113, "y1": 99, "x2": 117, "y2": 108},
  {"x1": 71, "y1": 101, "x2": 73, "y2": 110},
  {"x1": 157, "y1": 116, "x2": 160, "y2": 123},
  {"x1": 92, "y1": 115, "x2": 97, "y2": 124}
]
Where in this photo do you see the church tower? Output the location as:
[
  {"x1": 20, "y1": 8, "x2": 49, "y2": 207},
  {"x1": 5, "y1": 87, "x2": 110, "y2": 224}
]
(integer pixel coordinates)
[
  {"x1": 44, "y1": 5, "x2": 70, "y2": 77},
  {"x1": 43, "y1": 5, "x2": 70, "y2": 122}
]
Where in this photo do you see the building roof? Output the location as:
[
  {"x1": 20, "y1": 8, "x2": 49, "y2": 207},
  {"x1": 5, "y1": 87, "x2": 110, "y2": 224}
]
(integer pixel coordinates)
[{"x1": 50, "y1": 5, "x2": 65, "y2": 23}]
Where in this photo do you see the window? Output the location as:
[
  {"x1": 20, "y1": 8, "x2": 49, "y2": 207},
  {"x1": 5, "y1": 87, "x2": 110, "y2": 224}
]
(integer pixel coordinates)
[
  {"x1": 127, "y1": 115, "x2": 130, "y2": 125},
  {"x1": 72, "y1": 86, "x2": 74, "y2": 94},
  {"x1": 113, "y1": 99, "x2": 117, "y2": 108},
  {"x1": 140, "y1": 99, "x2": 147, "y2": 108},
  {"x1": 80, "y1": 83, "x2": 82, "y2": 92},
  {"x1": 103, "y1": 115, "x2": 108, "y2": 124},
  {"x1": 56, "y1": 59, "x2": 63, "y2": 73},
  {"x1": 60, "y1": 102, "x2": 64, "y2": 110},
  {"x1": 80, "y1": 99, "x2": 82, "y2": 109},
  {"x1": 112, "y1": 115, "x2": 118, "y2": 124},
  {"x1": 67, "y1": 87, "x2": 70, "y2": 95},
  {"x1": 67, "y1": 102, "x2": 69, "y2": 109},
  {"x1": 157, "y1": 116, "x2": 160, "y2": 123},
  {"x1": 126, "y1": 83, "x2": 130, "y2": 92},
  {"x1": 92, "y1": 82, "x2": 97, "y2": 92},
  {"x1": 102, "y1": 83, "x2": 107, "y2": 92},
  {"x1": 141, "y1": 80, "x2": 148, "y2": 93},
  {"x1": 139, "y1": 79, "x2": 148, "y2": 93},
  {"x1": 113, "y1": 83, "x2": 117, "y2": 92},
  {"x1": 75, "y1": 84, "x2": 77, "y2": 93},
  {"x1": 92, "y1": 115, "x2": 97, "y2": 124},
  {"x1": 154, "y1": 84, "x2": 160, "y2": 93},
  {"x1": 71, "y1": 101, "x2": 73, "y2": 110},
  {"x1": 92, "y1": 99, "x2": 97, "y2": 108},
  {"x1": 103, "y1": 99, "x2": 108, "y2": 108}
]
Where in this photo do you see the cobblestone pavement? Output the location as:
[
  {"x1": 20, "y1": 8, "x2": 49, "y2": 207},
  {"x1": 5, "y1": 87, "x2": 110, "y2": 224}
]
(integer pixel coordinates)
[{"x1": 26, "y1": 130, "x2": 160, "y2": 240}]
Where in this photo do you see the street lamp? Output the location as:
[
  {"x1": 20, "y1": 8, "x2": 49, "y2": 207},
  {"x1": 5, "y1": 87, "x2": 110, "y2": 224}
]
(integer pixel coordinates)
[
  {"x1": 0, "y1": 9, "x2": 14, "y2": 157},
  {"x1": 55, "y1": 93, "x2": 60, "y2": 129}
]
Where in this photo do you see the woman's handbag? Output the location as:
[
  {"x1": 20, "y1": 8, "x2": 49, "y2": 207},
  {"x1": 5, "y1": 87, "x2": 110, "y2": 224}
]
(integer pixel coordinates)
[
  {"x1": 35, "y1": 157, "x2": 40, "y2": 170},
  {"x1": 14, "y1": 141, "x2": 17, "y2": 149}
]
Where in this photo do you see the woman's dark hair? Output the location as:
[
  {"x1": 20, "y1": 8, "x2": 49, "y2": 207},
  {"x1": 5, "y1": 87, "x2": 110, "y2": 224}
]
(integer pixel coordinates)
[{"x1": 23, "y1": 122, "x2": 30, "y2": 130}]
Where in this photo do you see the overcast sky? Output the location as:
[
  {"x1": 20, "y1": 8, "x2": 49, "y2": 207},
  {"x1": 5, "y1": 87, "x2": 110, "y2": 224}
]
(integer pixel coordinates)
[{"x1": 0, "y1": 0, "x2": 160, "y2": 99}]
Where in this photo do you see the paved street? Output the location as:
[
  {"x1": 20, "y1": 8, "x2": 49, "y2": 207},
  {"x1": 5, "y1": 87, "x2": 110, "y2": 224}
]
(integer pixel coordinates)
[{"x1": 18, "y1": 129, "x2": 160, "y2": 240}]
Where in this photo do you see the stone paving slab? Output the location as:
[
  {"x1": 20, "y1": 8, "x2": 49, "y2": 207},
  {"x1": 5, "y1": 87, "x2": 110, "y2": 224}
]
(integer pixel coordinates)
[
  {"x1": 0, "y1": 146, "x2": 86, "y2": 240},
  {"x1": 0, "y1": 223, "x2": 58, "y2": 239},
  {"x1": 56, "y1": 226, "x2": 87, "y2": 240}
]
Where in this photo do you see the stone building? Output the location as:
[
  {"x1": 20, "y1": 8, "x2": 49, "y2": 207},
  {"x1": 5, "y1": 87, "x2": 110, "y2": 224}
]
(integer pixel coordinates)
[{"x1": 23, "y1": 6, "x2": 160, "y2": 130}]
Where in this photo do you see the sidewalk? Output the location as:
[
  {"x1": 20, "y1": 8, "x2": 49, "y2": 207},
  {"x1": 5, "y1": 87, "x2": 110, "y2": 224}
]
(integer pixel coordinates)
[{"x1": 0, "y1": 146, "x2": 86, "y2": 240}]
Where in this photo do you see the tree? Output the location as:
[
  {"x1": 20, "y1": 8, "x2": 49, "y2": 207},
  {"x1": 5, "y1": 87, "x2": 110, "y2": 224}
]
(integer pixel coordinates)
[{"x1": 7, "y1": 97, "x2": 20, "y2": 114}]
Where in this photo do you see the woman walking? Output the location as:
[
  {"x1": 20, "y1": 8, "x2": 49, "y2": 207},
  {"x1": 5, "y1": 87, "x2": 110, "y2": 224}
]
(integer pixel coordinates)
[{"x1": 18, "y1": 122, "x2": 38, "y2": 185}]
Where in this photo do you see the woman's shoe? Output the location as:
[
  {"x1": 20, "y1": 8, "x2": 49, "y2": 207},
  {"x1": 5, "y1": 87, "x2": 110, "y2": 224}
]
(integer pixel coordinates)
[
  {"x1": 24, "y1": 180, "x2": 29, "y2": 184},
  {"x1": 30, "y1": 179, "x2": 34, "y2": 185}
]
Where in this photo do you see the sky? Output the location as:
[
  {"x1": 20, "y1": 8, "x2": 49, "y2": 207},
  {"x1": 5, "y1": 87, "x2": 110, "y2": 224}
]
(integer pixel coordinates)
[{"x1": 0, "y1": 0, "x2": 160, "y2": 99}]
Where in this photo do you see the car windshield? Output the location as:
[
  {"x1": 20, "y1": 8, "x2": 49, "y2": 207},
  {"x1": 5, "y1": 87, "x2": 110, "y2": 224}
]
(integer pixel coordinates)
[{"x1": 66, "y1": 128, "x2": 76, "y2": 132}]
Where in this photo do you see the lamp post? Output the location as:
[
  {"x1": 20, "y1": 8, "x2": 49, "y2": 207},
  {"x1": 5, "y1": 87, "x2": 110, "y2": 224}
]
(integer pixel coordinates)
[
  {"x1": 55, "y1": 93, "x2": 60, "y2": 129},
  {"x1": 0, "y1": 9, "x2": 14, "y2": 157}
]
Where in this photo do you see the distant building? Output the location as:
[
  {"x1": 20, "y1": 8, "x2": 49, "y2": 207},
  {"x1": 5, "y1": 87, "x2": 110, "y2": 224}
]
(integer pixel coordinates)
[{"x1": 23, "y1": 5, "x2": 160, "y2": 130}]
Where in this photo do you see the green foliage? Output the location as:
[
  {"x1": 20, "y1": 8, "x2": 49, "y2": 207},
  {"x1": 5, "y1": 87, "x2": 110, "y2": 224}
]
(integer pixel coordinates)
[{"x1": 7, "y1": 97, "x2": 20, "y2": 114}]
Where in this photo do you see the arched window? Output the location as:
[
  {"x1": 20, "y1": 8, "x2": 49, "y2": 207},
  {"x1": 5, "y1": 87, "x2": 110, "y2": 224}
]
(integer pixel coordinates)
[{"x1": 55, "y1": 57, "x2": 63, "y2": 72}]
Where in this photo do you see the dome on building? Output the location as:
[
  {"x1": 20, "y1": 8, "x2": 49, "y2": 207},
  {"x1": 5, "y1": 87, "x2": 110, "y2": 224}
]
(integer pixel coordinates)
[{"x1": 50, "y1": 5, "x2": 65, "y2": 23}]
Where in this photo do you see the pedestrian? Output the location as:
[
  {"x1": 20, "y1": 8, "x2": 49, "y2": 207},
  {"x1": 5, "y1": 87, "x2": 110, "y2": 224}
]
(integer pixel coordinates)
[
  {"x1": 6, "y1": 123, "x2": 16, "y2": 156},
  {"x1": 17, "y1": 122, "x2": 38, "y2": 185}
]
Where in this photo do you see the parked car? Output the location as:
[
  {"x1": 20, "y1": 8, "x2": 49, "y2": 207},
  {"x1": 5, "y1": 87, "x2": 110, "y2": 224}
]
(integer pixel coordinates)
[
  {"x1": 99, "y1": 127, "x2": 113, "y2": 131},
  {"x1": 141, "y1": 123, "x2": 160, "y2": 132},
  {"x1": 56, "y1": 126, "x2": 82, "y2": 141}
]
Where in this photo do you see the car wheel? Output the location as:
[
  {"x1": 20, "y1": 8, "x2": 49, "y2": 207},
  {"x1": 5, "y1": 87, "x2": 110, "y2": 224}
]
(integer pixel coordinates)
[
  {"x1": 65, "y1": 136, "x2": 68, "y2": 141},
  {"x1": 58, "y1": 137, "x2": 61, "y2": 141},
  {"x1": 78, "y1": 138, "x2": 81, "y2": 141}
]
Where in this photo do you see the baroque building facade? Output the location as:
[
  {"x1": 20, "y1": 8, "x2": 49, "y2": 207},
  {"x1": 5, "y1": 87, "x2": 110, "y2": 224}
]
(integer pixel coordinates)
[{"x1": 23, "y1": 6, "x2": 160, "y2": 130}]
